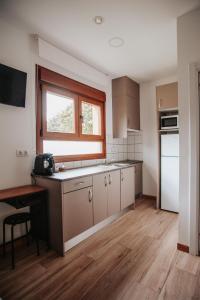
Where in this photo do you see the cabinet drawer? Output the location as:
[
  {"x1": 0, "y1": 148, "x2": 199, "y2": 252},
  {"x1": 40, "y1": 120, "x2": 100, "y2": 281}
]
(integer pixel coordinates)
[{"x1": 63, "y1": 176, "x2": 92, "y2": 193}]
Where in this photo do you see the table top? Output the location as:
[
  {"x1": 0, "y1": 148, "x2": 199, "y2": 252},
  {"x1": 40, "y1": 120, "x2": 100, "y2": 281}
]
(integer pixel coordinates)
[{"x1": 0, "y1": 185, "x2": 46, "y2": 201}]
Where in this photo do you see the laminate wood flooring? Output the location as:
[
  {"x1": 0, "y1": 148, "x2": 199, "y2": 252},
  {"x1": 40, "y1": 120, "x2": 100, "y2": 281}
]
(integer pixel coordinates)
[{"x1": 0, "y1": 199, "x2": 200, "y2": 300}]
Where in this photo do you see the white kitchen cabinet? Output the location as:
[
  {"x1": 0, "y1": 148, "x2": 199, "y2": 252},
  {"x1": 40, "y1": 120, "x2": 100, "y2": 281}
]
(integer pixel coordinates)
[
  {"x1": 112, "y1": 76, "x2": 140, "y2": 138},
  {"x1": 93, "y1": 173, "x2": 108, "y2": 224},
  {"x1": 156, "y1": 82, "x2": 178, "y2": 110},
  {"x1": 107, "y1": 171, "x2": 121, "y2": 216},
  {"x1": 36, "y1": 166, "x2": 135, "y2": 256},
  {"x1": 93, "y1": 170, "x2": 121, "y2": 224},
  {"x1": 121, "y1": 167, "x2": 135, "y2": 209},
  {"x1": 135, "y1": 163, "x2": 142, "y2": 197},
  {"x1": 63, "y1": 187, "x2": 93, "y2": 241}
]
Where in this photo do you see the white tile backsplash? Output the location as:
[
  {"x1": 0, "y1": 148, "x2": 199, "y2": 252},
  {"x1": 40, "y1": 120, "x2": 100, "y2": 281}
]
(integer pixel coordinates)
[
  {"x1": 127, "y1": 131, "x2": 143, "y2": 161},
  {"x1": 128, "y1": 153, "x2": 135, "y2": 160},
  {"x1": 128, "y1": 144, "x2": 134, "y2": 153},
  {"x1": 106, "y1": 134, "x2": 129, "y2": 162},
  {"x1": 55, "y1": 132, "x2": 143, "y2": 169},
  {"x1": 134, "y1": 153, "x2": 143, "y2": 160},
  {"x1": 134, "y1": 134, "x2": 142, "y2": 144},
  {"x1": 134, "y1": 143, "x2": 143, "y2": 153},
  {"x1": 73, "y1": 161, "x2": 82, "y2": 168}
]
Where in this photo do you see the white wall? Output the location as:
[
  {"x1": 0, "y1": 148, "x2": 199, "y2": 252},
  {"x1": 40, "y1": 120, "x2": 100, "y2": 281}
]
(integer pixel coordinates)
[
  {"x1": 0, "y1": 18, "x2": 112, "y2": 243},
  {"x1": 177, "y1": 8, "x2": 200, "y2": 247},
  {"x1": 140, "y1": 75, "x2": 177, "y2": 197},
  {"x1": 0, "y1": 18, "x2": 112, "y2": 190}
]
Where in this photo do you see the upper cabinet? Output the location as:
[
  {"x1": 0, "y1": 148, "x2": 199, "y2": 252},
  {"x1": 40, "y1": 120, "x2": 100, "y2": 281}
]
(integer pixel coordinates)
[
  {"x1": 112, "y1": 76, "x2": 140, "y2": 138},
  {"x1": 156, "y1": 82, "x2": 178, "y2": 111}
]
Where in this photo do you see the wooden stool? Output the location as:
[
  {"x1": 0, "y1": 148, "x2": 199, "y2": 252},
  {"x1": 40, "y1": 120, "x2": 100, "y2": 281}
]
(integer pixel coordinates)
[{"x1": 3, "y1": 212, "x2": 39, "y2": 269}]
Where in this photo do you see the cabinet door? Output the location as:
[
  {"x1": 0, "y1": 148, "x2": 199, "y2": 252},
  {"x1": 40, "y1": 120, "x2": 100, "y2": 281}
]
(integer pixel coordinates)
[
  {"x1": 112, "y1": 76, "x2": 140, "y2": 137},
  {"x1": 93, "y1": 173, "x2": 108, "y2": 224},
  {"x1": 63, "y1": 187, "x2": 93, "y2": 241},
  {"x1": 121, "y1": 167, "x2": 135, "y2": 209},
  {"x1": 127, "y1": 96, "x2": 140, "y2": 130},
  {"x1": 135, "y1": 163, "x2": 142, "y2": 196},
  {"x1": 112, "y1": 95, "x2": 127, "y2": 138},
  {"x1": 156, "y1": 82, "x2": 178, "y2": 110},
  {"x1": 107, "y1": 170, "x2": 121, "y2": 216}
]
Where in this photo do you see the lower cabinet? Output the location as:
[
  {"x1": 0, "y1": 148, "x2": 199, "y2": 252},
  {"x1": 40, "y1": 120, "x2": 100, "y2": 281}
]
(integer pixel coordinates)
[
  {"x1": 93, "y1": 170, "x2": 121, "y2": 224},
  {"x1": 107, "y1": 171, "x2": 121, "y2": 216},
  {"x1": 135, "y1": 163, "x2": 142, "y2": 197},
  {"x1": 121, "y1": 167, "x2": 135, "y2": 209},
  {"x1": 37, "y1": 166, "x2": 136, "y2": 255},
  {"x1": 63, "y1": 187, "x2": 93, "y2": 241},
  {"x1": 93, "y1": 173, "x2": 108, "y2": 225}
]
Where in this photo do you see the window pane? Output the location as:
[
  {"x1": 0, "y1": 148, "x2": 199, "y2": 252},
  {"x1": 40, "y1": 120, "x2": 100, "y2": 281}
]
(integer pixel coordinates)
[
  {"x1": 43, "y1": 140, "x2": 103, "y2": 156},
  {"x1": 46, "y1": 91, "x2": 75, "y2": 133},
  {"x1": 81, "y1": 101, "x2": 101, "y2": 135}
]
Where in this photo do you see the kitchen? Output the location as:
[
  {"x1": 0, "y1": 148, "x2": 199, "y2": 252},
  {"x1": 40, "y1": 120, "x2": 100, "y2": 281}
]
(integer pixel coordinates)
[{"x1": 0, "y1": 1, "x2": 200, "y2": 299}]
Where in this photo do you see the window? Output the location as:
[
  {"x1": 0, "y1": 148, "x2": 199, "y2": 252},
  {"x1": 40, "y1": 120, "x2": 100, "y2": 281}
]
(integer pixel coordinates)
[
  {"x1": 80, "y1": 98, "x2": 102, "y2": 136},
  {"x1": 46, "y1": 91, "x2": 76, "y2": 134},
  {"x1": 36, "y1": 66, "x2": 106, "y2": 162}
]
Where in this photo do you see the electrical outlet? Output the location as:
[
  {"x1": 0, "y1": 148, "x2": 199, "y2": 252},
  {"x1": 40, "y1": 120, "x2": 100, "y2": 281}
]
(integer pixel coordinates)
[
  {"x1": 16, "y1": 150, "x2": 28, "y2": 157},
  {"x1": 24, "y1": 150, "x2": 28, "y2": 157},
  {"x1": 16, "y1": 150, "x2": 23, "y2": 157}
]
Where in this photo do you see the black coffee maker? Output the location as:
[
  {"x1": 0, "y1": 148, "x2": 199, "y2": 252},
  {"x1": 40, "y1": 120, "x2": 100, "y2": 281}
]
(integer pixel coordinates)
[{"x1": 33, "y1": 153, "x2": 54, "y2": 176}]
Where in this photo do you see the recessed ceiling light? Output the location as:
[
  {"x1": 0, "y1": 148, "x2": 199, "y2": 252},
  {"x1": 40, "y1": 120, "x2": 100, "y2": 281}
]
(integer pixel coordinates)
[
  {"x1": 109, "y1": 37, "x2": 124, "y2": 48},
  {"x1": 94, "y1": 16, "x2": 104, "y2": 25}
]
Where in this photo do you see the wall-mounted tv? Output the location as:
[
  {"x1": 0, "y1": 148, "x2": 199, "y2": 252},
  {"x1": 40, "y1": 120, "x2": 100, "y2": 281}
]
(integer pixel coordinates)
[{"x1": 0, "y1": 63, "x2": 27, "y2": 108}]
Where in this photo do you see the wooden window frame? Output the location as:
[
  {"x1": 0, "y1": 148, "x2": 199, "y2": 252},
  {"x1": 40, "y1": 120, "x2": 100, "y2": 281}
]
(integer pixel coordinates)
[
  {"x1": 42, "y1": 84, "x2": 79, "y2": 141},
  {"x1": 79, "y1": 96, "x2": 105, "y2": 141},
  {"x1": 36, "y1": 65, "x2": 106, "y2": 162}
]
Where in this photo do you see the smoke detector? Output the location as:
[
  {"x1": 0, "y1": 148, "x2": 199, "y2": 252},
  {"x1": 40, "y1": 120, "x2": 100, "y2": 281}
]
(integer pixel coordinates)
[{"x1": 109, "y1": 37, "x2": 124, "y2": 47}]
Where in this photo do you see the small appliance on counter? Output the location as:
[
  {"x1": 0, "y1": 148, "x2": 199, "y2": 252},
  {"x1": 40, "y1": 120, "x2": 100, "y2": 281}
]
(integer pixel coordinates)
[{"x1": 33, "y1": 153, "x2": 54, "y2": 176}]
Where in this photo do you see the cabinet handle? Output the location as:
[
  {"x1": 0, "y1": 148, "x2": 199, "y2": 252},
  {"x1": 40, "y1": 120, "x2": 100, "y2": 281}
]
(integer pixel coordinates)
[
  {"x1": 104, "y1": 175, "x2": 108, "y2": 187},
  {"x1": 88, "y1": 189, "x2": 93, "y2": 202},
  {"x1": 121, "y1": 171, "x2": 124, "y2": 182},
  {"x1": 159, "y1": 98, "x2": 162, "y2": 108},
  {"x1": 75, "y1": 181, "x2": 84, "y2": 186},
  {"x1": 109, "y1": 174, "x2": 112, "y2": 185}
]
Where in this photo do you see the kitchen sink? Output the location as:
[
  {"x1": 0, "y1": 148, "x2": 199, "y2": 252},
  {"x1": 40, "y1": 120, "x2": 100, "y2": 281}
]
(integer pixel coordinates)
[
  {"x1": 98, "y1": 164, "x2": 117, "y2": 169},
  {"x1": 114, "y1": 163, "x2": 131, "y2": 167}
]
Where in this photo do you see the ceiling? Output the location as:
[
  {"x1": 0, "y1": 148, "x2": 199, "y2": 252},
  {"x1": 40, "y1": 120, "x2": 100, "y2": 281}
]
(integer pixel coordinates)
[{"x1": 0, "y1": 0, "x2": 200, "y2": 82}]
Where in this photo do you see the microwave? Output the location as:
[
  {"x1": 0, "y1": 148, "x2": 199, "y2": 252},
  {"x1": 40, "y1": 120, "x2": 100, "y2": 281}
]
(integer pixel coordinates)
[{"x1": 161, "y1": 115, "x2": 179, "y2": 130}]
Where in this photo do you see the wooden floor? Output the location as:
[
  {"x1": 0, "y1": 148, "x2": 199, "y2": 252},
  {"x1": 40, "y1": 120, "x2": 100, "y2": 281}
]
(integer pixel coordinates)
[{"x1": 0, "y1": 199, "x2": 200, "y2": 300}]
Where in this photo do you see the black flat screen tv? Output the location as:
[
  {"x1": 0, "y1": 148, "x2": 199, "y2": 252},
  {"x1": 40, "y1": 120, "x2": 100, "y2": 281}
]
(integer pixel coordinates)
[{"x1": 0, "y1": 63, "x2": 27, "y2": 108}]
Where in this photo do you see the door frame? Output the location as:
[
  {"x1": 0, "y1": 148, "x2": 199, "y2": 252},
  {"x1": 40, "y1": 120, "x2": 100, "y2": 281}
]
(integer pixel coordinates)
[{"x1": 189, "y1": 62, "x2": 200, "y2": 255}]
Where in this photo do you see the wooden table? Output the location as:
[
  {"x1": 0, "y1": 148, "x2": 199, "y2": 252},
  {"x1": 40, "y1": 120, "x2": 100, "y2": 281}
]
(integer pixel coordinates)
[{"x1": 0, "y1": 185, "x2": 49, "y2": 244}]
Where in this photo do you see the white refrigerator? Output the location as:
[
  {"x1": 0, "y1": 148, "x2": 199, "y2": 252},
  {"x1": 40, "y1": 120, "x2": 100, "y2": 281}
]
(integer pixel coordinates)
[{"x1": 161, "y1": 134, "x2": 179, "y2": 213}]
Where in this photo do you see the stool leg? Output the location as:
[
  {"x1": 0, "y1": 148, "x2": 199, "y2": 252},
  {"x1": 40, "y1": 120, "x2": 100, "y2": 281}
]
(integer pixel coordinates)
[
  {"x1": 25, "y1": 221, "x2": 29, "y2": 246},
  {"x1": 36, "y1": 238, "x2": 40, "y2": 256},
  {"x1": 3, "y1": 221, "x2": 6, "y2": 257},
  {"x1": 11, "y1": 225, "x2": 15, "y2": 269}
]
